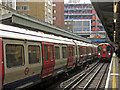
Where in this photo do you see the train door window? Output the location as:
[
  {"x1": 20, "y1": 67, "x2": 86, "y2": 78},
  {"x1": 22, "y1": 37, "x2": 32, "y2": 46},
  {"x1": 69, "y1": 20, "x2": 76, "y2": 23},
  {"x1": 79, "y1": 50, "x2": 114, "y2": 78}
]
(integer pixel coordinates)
[
  {"x1": 76, "y1": 46, "x2": 77, "y2": 55},
  {"x1": 98, "y1": 46, "x2": 102, "y2": 53},
  {"x1": 44, "y1": 44, "x2": 48, "y2": 62},
  {"x1": 72, "y1": 47, "x2": 74, "y2": 57},
  {"x1": 50, "y1": 45, "x2": 54, "y2": 61},
  {"x1": 103, "y1": 47, "x2": 106, "y2": 54},
  {"x1": 6, "y1": 44, "x2": 24, "y2": 68},
  {"x1": 55, "y1": 46, "x2": 60, "y2": 60},
  {"x1": 68, "y1": 46, "x2": 71, "y2": 57},
  {"x1": 62, "y1": 47, "x2": 67, "y2": 58},
  {"x1": 28, "y1": 45, "x2": 40, "y2": 64}
]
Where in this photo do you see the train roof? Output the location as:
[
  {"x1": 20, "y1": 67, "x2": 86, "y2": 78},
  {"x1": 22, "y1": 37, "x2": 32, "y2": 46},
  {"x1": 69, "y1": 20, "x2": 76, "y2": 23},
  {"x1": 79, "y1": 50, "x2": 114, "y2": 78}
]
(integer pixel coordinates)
[
  {"x1": 98, "y1": 43, "x2": 110, "y2": 46},
  {"x1": 0, "y1": 24, "x2": 75, "y2": 45}
]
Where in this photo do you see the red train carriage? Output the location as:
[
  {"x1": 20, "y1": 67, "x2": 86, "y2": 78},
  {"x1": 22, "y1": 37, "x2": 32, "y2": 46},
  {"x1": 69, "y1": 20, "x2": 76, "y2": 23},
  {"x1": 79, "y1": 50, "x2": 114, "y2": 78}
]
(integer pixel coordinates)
[{"x1": 97, "y1": 43, "x2": 113, "y2": 62}]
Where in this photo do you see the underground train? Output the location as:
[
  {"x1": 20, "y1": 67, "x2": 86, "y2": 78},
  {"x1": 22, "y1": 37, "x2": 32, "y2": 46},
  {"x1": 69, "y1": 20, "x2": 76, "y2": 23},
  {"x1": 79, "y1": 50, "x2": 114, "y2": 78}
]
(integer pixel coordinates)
[
  {"x1": 97, "y1": 43, "x2": 113, "y2": 61},
  {"x1": 0, "y1": 24, "x2": 97, "y2": 89}
]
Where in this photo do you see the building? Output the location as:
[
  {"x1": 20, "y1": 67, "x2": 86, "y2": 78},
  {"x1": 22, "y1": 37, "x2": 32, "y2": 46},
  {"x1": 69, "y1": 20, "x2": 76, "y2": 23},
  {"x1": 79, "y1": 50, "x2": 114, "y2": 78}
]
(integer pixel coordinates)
[
  {"x1": 45, "y1": 0, "x2": 53, "y2": 24},
  {"x1": 64, "y1": 3, "x2": 107, "y2": 43},
  {"x1": 53, "y1": 0, "x2": 64, "y2": 28},
  {"x1": 16, "y1": 0, "x2": 53, "y2": 24},
  {"x1": 1, "y1": 0, "x2": 16, "y2": 9},
  {"x1": 0, "y1": 0, "x2": 16, "y2": 15},
  {"x1": 16, "y1": 0, "x2": 45, "y2": 22}
]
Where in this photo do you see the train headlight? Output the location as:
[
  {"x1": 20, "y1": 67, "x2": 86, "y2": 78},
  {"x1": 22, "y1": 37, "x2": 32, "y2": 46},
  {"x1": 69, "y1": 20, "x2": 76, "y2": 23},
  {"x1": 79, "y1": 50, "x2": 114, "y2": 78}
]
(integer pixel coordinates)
[
  {"x1": 108, "y1": 53, "x2": 111, "y2": 55},
  {"x1": 98, "y1": 53, "x2": 101, "y2": 55}
]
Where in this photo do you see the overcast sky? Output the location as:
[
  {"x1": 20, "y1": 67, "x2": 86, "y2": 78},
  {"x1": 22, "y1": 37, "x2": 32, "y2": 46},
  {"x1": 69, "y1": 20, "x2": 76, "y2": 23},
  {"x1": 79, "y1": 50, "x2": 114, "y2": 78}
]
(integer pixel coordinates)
[{"x1": 64, "y1": 0, "x2": 91, "y2": 3}]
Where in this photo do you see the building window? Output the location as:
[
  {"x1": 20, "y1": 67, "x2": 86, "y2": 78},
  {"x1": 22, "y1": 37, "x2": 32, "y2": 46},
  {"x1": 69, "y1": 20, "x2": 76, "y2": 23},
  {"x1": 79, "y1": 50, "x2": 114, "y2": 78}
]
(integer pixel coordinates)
[
  {"x1": 48, "y1": 17, "x2": 51, "y2": 21},
  {"x1": 48, "y1": 8, "x2": 51, "y2": 13},
  {"x1": 45, "y1": 11, "x2": 47, "y2": 16},
  {"x1": 48, "y1": 0, "x2": 51, "y2": 5},
  {"x1": 45, "y1": 18, "x2": 48, "y2": 22},
  {"x1": 53, "y1": 3, "x2": 56, "y2": 7},
  {"x1": 22, "y1": 6, "x2": 29, "y2": 11},
  {"x1": 45, "y1": 2, "x2": 47, "y2": 6},
  {"x1": 53, "y1": 17, "x2": 56, "y2": 20},
  {"x1": 53, "y1": 10, "x2": 56, "y2": 14},
  {"x1": 17, "y1": 0, "x2": 29, "y2": 2},
  {"x1": 16, "y1": 6, "x2": 21, "y2": 11}
]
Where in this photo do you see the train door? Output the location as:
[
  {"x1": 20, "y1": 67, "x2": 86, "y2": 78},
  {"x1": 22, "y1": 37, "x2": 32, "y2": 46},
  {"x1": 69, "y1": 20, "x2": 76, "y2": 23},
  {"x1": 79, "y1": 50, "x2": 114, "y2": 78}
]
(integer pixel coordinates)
[
  {"x1": 27, "y1": 42, "x2": 42, "y2": 78},
  {"x1": 67, "y1": 45, "x2": 74, "y2": 68},
  {"x1": 102, "y1": 45, "x2": 107, "y2": 57},
  {"x1": 0, "y1": 38, "x2": 3, "y2": 90},
  {"x1": 42, "y1": 43, "x2": 55, "y2": 78},
  {"x1": 79, "y1": 46, "x2": 83, "y2": 64}
]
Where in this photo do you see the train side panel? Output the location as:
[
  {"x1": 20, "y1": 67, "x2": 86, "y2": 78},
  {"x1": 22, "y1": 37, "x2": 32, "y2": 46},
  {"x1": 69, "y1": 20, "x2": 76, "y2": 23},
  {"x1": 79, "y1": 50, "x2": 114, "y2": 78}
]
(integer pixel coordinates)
[
  {"x1": 3, "y1": 39, "x2": 42, "y2": 89},
  {"x1": 54, "y1": 45, "x2": 67, "y2": 75}
]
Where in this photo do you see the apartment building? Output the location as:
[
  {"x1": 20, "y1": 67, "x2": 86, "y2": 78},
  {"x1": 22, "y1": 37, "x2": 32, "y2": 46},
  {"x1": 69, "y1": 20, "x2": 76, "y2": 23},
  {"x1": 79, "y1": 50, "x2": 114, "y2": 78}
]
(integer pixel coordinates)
[
  {"x1": 45, "y1": 0, "x2": 53, "y2": 24},
  {"x1": 53, "y1": 0, "x2": 64, "y2": 28},
  {"x1": 64, "y1": 3, "x2": 107, "y2": 42},
  {"x1": 16, "y1": 0, "x2": 45, "y2": 22},
  {"x1": 0, "y1": 0, "x2": 16, "y2": 15}
]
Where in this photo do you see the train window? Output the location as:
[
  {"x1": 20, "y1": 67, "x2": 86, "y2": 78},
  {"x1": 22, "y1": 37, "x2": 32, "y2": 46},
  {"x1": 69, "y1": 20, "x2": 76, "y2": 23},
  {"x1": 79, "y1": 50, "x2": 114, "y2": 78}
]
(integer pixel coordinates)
[
  {"x1": 62, "y1": 47, "x2": 67, "y2": 58},
  {"x1": 103, "y1": 47, "x2": 106, "y2": 54},
  {"x1": 107, "y1": 45, "x2": 111, "y2": 54},
  {"x1": 68, "y1": 47, "x2": 71, "y2": 57},
  {"x1": 82, "y1": 47, "x2": 86, "y2": 55},
  {"x1": 76, "y1": 46, "x2": 77, "y2": 55},
  {"x1": 6, "y1": 44, "x2": 24, "y2": 68},
  {"x1": 89, "y1": 47, "x2": 92, "y2": 53},
  {"x1": 50, "y1": 45, "x2": 54, "y2": 61},
  {"x1": 44, "y1": 44, "x2": 48, "y2": 62},
  {"x1": 28, "y1": 45, "x2": 40, "y2": 64},
  {"x1": 55, "y1": 46, "x2": 60, "y2": 59},
  {"x1": 79, "y1": 47, "x2": 82, "y2": 55}
]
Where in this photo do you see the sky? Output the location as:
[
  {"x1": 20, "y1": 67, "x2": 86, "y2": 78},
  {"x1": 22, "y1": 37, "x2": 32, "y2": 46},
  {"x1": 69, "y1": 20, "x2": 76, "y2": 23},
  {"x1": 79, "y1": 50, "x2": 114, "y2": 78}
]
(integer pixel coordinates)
[{"x1": 64, "y1": 0, "x2": 91, "y2": 4}]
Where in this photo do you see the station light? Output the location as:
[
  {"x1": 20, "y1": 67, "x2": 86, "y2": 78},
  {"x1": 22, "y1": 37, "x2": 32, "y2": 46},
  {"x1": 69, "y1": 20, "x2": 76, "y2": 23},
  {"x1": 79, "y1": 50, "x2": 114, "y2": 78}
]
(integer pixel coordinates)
[
  {"x1": 114, "y1": 19, "x2": 117, "y2": 23},
  {"x1": 114, "y1": 2, "x2": 117, "y2": 13}
]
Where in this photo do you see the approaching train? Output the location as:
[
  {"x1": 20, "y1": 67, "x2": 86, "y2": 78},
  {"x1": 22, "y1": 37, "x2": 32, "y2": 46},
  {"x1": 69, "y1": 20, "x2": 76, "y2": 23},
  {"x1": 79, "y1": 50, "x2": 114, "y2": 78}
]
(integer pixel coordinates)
[
  {"x1": 97, "y1": 43, "x2": 113, "y2": 61},
  {"x1": 0, "y1": 24, "x2": 97, "y2": 89}
]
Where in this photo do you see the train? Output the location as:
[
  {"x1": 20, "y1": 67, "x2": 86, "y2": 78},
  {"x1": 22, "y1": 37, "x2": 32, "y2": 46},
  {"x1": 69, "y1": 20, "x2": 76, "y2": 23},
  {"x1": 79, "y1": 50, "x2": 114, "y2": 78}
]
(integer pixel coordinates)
[
  {"x1": 97, "y1": 43, "x2": 113, "y2": 62},
  {"x1": 0, "y1": 24, "x2": 98, "y2": 89}
]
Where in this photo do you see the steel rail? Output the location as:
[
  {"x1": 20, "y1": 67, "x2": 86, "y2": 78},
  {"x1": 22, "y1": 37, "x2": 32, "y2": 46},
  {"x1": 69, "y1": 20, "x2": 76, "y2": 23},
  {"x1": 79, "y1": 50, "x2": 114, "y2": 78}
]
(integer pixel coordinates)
[
  {"x1": 95, "y1": 63, "x2": 109, "y2": 90},
  {"x1": 69, "y1": 62, "x2": 101, "y2": 90},
  {"x1": 62, "y1": 62, "x2": 99, "y2": 90},
  {"x1": 82, "y1": 63, "x2": 104, "y2": 90}
]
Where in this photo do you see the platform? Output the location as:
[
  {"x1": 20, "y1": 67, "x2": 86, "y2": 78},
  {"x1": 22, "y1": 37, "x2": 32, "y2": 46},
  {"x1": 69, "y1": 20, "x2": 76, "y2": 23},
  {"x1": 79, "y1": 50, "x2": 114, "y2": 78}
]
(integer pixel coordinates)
[{"x1": 105, "y1": 53, "x2": 120, "y2": 89}]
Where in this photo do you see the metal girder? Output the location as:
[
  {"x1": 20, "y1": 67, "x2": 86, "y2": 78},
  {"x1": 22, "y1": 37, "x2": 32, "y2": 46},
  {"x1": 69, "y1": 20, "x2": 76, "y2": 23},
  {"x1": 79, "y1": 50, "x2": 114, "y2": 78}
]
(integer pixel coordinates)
[{"x1": 1, "y1": 12, "x2": 91, "y2": 43}]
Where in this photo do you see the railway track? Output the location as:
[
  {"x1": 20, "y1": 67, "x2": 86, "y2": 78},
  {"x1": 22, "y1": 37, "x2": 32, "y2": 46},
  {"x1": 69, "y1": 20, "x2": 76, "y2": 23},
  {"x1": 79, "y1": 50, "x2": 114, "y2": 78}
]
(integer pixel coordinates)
[{"x1": 61, "y1": 62, "x2": 109, "y2": 90}]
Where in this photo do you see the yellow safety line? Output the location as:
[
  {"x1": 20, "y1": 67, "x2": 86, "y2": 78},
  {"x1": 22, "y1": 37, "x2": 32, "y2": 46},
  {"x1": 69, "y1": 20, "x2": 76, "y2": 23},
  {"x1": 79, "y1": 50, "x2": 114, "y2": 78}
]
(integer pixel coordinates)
[{"x1": 113, "y1": 56, "x2": 116, "y2": 90}]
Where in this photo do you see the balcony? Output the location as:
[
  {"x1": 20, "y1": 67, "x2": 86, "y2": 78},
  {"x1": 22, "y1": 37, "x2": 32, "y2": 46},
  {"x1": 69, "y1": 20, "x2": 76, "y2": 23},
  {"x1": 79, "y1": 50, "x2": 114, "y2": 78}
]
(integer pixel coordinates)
[
  {"x1": 64, "y1": 13, "x2": 93, "y2": 16},
  {"x1": 64, "y1": 8, "x2": 93, "y2": 11}
]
